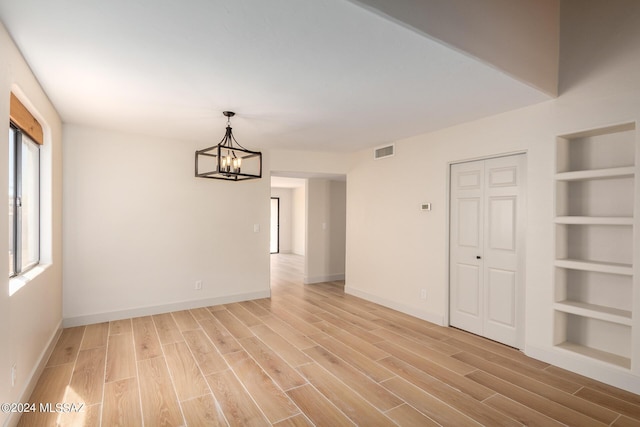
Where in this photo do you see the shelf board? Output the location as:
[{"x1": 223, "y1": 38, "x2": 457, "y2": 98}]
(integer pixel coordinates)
[
  {"x1": 554, "y1": 216, "x2": 633, "y2": 225},
  {"x1": 556, "y1": 342, "x2": 631, "y2": 369},
  {"x1": 555, "y1": 166, "x2": 635, "y2": 181},
  {"x1": 555, "y1": 259, "x2": 633, "y2": 276},
  {"x1": 559, "y1": 123, "x2": 635, "y2": 139},
  {"x1": 554, "y1": 301, "x2": 632, "y2": 326}
]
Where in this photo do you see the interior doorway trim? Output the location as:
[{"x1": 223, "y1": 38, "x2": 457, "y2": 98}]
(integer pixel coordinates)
[{"x1": 270, "y1": 197, "x2": 280, "y2": 254}]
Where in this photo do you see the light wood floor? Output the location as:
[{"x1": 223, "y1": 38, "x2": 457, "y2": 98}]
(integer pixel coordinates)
[{"x1": 18, "y1": 254, "x2": 640, "y2": 426}]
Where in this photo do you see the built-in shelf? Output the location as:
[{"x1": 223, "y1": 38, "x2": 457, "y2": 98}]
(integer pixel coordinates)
[
  {"x1": 556, "y1": 342, "x2": 631, "y2": 369},
  {"x1": 555, "y1": 123, "x2": 636, "y2": 377},
  {"x1": 554, "y1": 301, "x2": 632, "y2": 326},
  {"x1": 555, "y1": 259, "x2": 633, "y2": 276},
  {"x1": 555, "y1": 166, "x2": 635, "y2": 181},
  {"x1": 554, "y1": 216, "x2": 633, "y2": 225}
]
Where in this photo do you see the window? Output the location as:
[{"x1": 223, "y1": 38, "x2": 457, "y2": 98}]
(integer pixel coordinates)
[
  {"x1": 9, "y1": 92, "x2": 42, "y2": 277},
  {"x1": 9, "y1": 123, "x2": 40, "y2": 276}
]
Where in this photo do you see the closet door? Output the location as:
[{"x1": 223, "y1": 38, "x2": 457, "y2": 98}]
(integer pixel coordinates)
[
  {"x1": 450, "y1": 154, "x2": 526, "y2": 348},
  {"x1": 450, "y1": 160, "x2": 485, "y2": 336}
]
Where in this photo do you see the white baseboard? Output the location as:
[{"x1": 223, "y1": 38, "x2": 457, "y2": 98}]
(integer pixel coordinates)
[
  {"x1": 63, "y1": 290, "x2": 271, "y2": 327},
  {"x1": 345, "y1": 285, "x2": 444, "y2": 326},
  {"x1": 525, "y1": 344, "x2": 640, "y2": 395},
  {"x1": 4, "y1": 321, "x2": 62, "y2": 427},
  {"x1": 304, "y1": 273, "x2": 345, "y2": 285}
]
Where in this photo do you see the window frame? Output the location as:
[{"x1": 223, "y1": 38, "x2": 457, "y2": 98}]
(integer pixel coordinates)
[{"x1": 9, "y1": 121, "x2": 40, "y2": 277}]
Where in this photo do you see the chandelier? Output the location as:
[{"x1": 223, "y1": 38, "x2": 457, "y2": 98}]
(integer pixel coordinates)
[{"x1": 195, "y1": 111, "x2": 262, "y2": 181}]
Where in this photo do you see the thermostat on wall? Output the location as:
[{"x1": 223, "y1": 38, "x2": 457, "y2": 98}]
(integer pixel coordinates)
[{"x1": 421, "y1": 203, "x2": 432, "y2": 211}]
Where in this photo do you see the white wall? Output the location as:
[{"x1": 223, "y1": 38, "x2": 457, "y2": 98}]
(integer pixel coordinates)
[
  {"x1": 270, "y1": 149, "x2": 351, "y2": 175},
  {"x1": 292, "y1": 185, "x2": 306, "y2": 256},
  {"x1": 348, "y1": 0, "x2": 559, "y2": 96},
  {"x1": 305, "y1": 179, "x2": 346, "y2": 284},
  {"x1": 346, "y1": 0, "x2": 640, "y2": 392},
  {"x1": 328, "y1": 180, "x2": 347, "y2": 277},
  {"x1": 270, "y1": 188, "x2": 293, "y2": 253},
  {"x1": 62, "y1": 125, "x2": 270, "y2": 326},
  {"x1": 0, "y1": 23, "x2": 63, "y2": 427}
]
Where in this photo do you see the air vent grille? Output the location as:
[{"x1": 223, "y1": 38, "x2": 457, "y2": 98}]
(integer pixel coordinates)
[{"x1": 374, "y1": 144, "x2": 395, "y2": 160}]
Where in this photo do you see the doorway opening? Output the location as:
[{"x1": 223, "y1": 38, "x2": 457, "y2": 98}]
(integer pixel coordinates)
[{"x1": 270, "y1": 173, "x2": 346, "y2": 288}]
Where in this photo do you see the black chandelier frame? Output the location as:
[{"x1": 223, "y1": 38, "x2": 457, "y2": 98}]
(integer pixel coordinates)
[{"x1": 195, "y1": 111, "x2": 262, "y2": 181}]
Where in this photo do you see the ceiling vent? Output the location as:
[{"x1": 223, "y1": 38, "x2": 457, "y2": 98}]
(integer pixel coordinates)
[{"x1": 374, "y1": 144, "x2": 395, "y2": 160}]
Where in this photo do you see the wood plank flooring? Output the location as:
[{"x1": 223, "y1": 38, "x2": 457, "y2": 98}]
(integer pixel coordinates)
[{"x1": 18, "y1": 254, "x2": 640, "y2": 426}]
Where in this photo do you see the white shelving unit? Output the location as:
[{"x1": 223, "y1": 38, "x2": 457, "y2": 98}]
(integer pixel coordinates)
[
  {"x1": 555, "y1": 217, "x2": 633, "y2": 225},
  {"x1": 554, "y1": 259, "x2": 633, "y2": 276},
  {"x1": 555, "y1": 166, "x2": 635, "y2": 181},
  {"x1": 554, "y1": 122, "x2": 637, "y2": 371},
  {"x1": 553, "y1": 300, "x2": 632, "y2": 326}
]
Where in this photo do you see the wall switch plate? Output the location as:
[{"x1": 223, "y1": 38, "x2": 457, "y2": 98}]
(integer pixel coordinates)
[
  {"x1": 420, "y1": 289, "x2": 427, "y2": 300},
  {"x1": 195, "y1": 280, "x2": 202, "y2": 290},
  {"x1": 253, "y1": 224, "x2": 260, "y2": 233}
]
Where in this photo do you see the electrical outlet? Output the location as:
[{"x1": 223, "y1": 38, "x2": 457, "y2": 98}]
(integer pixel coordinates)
[
  {"x1": 420, "y1": 289, "x2": 427, "y2": 300},
  {"x1": 195, "y1": 280, "x2": 203, "y2": 290},
  {"x1": 11, "y1": 364, "x2": 16, "y2": 387}
]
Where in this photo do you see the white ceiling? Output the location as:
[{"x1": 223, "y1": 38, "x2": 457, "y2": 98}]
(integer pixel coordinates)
[{"x1": 0, "y1": 0, "x2": 550, "y2": 152}]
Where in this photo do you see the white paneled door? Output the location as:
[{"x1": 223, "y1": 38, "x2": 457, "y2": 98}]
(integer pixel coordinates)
[{"x1": 449, "y1": 154, "x2": 526, "y2": 348}]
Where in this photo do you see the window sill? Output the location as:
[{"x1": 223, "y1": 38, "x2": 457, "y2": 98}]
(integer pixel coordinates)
[{"x1": 9, "y1": 264, "x2": 51, "y2": 296}]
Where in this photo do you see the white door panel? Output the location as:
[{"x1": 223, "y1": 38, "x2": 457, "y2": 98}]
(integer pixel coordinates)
[
  {"x1": 450, "y1": 154, "x2": 526, "y2": 348},
  {"x1": 488, "y1": 197, "x2": 516, "y2": 251},
  {"x1": 457, "y1": 264, "x2": 481, "y2": 315},
  {"x1": 458, "y1": 170, "x2": 482, "y2": 188},
  {"x1": 488, "y1": 166, "x2": 518, "y2": 187},
  {"x1": 486, "y1": 268, "x2": 516, "y2": 326},
  {"x1": 458, "y1": 198, "x2": 481, "y2": 248}
]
